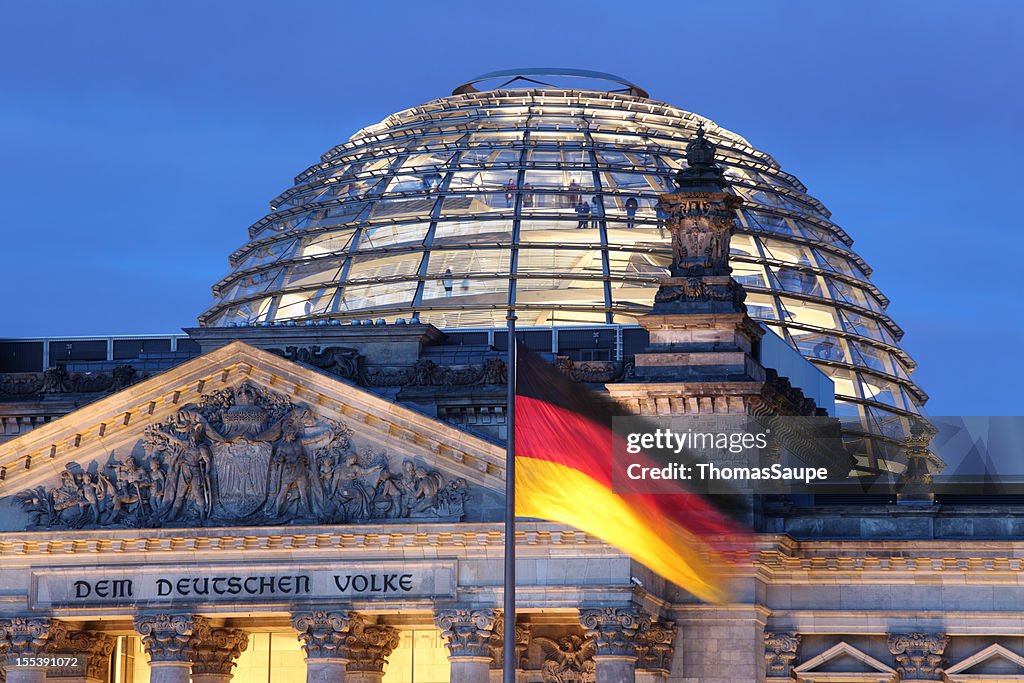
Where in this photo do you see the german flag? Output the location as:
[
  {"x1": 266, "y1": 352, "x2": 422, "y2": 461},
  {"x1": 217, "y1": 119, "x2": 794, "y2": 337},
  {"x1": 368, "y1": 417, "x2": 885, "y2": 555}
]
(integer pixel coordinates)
[{"x1": 513, "y1": 344, "x2": 750, "y2": 603}]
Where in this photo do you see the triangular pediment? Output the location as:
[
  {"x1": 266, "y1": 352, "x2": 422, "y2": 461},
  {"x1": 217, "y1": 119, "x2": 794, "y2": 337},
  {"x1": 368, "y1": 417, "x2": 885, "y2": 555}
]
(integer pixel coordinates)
[
  {"x1": 0, "y1": 342, "x2": 505, "y2": 531},
  {"x1": 794, "y1": 642, "x2": 896, "y2": 683},
  {"x1": 945, "y1": 644, "x2": 1024, "y2": 681}
]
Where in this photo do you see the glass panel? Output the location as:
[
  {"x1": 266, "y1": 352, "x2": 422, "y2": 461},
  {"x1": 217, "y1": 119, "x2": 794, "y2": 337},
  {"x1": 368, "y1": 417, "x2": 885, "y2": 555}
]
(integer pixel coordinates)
[
  {"x1": 433, "y1": 218, "x2": 512, "y2": 244},
  {"x1": 338, "y1": 280, "x2": 418, "y2": 311},
  {"x1": 790, "y1": 330, "x2": 847, "y2": 362},
  {"x1": 360, "y1": 222, "x2": 429, "y2": 249},
  {"x1": 759, "y1": 237, "x2": 817, "y2": 267},
  {"x1": 297, "y1": 229, "x2": 357, "y2": 258},
  {"x1": 732, "y1": 262, "x2": 768, "y2": 289},
  {"x1": 849, "y1": 340, "x2": 894, "y2": 374},
  {"x1": 860, "y1": 376, "x2": 906, "y2": 410},
  {"x1": 345, "y1": 253, "x2": 420, "y2": 282},
  {"x1": 744, "y1": 293, "x2": 779, "y2": 320},
  {"x1": 212, "y1": 297, "x2": 273, "y2": 325},
  {"x1": 382, "y1": 629, "x2": 450, "y2": 683},
  {"x1": 275, "y1": 289, "x2": 336, "y2": 317},
  {"x1": 606, "y1": 250, "x2": 669, "y2": 279},
  {"x1": 219, "y1": 267, "x2": 284, "y2": 302},
  {"x1": 234, "y1": 238, "x2": 298, "y2": 269},
  {"x1": 369, "y1": 196, "x2": 437, "y2": 220},
  {"x1": 769, "y1": 266, "x2": 822, "y2": 296},
  {"x1": 438, "y1": 191, "x2": 508, "y2": 215},
  {"x1": 779, "y1": 298, "x2": 840, "y2": 329},
  {"x1": 281, "y1": 257, "x2": 344, "y2": 288}
]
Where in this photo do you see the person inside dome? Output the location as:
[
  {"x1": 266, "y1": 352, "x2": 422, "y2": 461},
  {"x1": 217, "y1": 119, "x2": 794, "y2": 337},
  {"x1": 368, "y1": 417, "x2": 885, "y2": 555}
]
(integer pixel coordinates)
[{"x1": 575, "y1": 200, "x2": 590, "y2": 228}]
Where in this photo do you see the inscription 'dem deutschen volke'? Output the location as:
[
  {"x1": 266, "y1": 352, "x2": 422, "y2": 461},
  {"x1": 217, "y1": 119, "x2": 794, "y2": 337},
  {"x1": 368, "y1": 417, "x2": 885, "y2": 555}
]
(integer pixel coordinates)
[
  {"x1": 72, "y1": 572, "x2": 416, "y2": 600},
  {"x1": 31, "y1": 562, "x2": 456, "y2": 608}
]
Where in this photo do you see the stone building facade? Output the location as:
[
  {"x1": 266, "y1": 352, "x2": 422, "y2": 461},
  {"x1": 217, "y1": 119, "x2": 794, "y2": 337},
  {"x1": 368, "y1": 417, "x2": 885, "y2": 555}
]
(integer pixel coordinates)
[{"x1": 0, "y1": 72, "x2": 1013, "y2": 683}]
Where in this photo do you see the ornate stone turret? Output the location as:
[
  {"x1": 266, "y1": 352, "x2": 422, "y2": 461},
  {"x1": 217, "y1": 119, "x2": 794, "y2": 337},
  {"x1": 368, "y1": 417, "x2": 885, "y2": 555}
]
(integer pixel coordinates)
[{"x1": 628, "y1": 122, "x2": 765, "y2": 388}]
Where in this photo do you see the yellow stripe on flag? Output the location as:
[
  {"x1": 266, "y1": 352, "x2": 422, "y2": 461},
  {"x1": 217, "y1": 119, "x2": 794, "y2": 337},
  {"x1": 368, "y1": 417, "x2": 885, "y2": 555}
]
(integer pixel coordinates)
[{"x1": 515, "y1": 456, "x2": 734, "y2": 604}]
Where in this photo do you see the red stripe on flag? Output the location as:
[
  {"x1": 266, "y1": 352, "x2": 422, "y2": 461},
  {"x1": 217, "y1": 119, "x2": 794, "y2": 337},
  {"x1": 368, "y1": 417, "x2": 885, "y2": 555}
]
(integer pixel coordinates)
[{"x1": 514, "y1": 395, "x2": 748, "y2": 550}]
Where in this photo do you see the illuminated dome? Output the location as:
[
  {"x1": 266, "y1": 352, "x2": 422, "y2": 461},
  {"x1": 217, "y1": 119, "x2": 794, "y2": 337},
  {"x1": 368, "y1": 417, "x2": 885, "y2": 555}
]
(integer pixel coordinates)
[{"x1": 200, "y1": 69, "x2": 926, "y2": 442}]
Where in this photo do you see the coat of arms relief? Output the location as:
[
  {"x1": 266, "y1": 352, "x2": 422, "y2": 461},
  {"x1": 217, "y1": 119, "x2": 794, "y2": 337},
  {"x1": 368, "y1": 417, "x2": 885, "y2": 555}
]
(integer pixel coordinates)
[{"x1": 18, "y1": 382, "x2": 468, "y2": 530}]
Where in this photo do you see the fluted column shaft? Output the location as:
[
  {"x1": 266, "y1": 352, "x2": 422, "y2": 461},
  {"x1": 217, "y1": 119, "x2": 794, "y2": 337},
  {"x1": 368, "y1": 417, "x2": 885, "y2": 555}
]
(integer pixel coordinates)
[{"x1": 435, "y1": 608, "x2": 497, "y2": 683}]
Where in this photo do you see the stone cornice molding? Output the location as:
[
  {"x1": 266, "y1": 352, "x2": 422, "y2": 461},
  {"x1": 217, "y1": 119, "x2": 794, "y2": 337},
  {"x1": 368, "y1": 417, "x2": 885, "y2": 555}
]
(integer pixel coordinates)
[{"x1": 0, "y1": 522, "x2": 610, "y2": 560}]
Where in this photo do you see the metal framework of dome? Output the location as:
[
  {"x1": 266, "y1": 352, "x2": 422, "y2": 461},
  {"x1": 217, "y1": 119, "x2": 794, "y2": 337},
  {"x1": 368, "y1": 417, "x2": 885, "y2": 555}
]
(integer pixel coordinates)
[{"x1": 199, "y1": 70, "x2": 927, "y2": 453}]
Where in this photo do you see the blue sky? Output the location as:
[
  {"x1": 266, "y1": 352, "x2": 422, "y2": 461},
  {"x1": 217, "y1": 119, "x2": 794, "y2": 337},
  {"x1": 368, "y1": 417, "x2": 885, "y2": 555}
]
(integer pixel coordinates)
[{"x1": 1, "y1": 1, "x2": 1021, "y2": 414}]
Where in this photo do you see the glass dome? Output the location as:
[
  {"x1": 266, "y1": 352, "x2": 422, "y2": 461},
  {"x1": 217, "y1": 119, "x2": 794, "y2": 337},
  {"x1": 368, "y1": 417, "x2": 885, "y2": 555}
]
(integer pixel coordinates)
[{"x1": 199, "y1": 70, "x2": 927, "y2": 462}]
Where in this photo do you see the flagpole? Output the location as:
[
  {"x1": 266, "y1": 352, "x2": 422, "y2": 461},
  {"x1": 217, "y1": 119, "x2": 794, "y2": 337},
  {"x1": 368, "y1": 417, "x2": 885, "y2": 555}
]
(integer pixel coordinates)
[{"x1": 503, "y1": 305, "x2": 517, "y2": 683}]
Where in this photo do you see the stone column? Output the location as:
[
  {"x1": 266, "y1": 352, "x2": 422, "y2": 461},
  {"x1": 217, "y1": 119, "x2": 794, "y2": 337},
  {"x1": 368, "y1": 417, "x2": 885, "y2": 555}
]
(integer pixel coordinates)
[
  {"x1": 434, "y1": 608, "x2": 497, "y2": 683},
  {"x1": 764, "y1": 632, "x2": 801, "y2": 683},
  {"x1": 45, "y1": 628, "x2": 116, "y2": 683},
  {"x1": 887, "y1": 633, "x2": 949, "y2": 681},
  {"x1": 635, "y1": 620, "x2": 675, "y2": 682},
  {"x1": 191, "y1": 628, "x2": 249, "y2": 683},
  {"x1": 344, "y1": 622, "x2": 400, "y2": 683},
  {"x1": 579, "y1": 609, "x2": 645, "y2": 683},
  {"x1": 0, "y1": 618, "x2": 64, "y2": 683},
  {"x1": 291, "y1": 610, "x2": 359, "y2": 683},
  {"x1": 133, "y1": 614, "x2": 210, "y2": 683},
  {"x1": 488, "y1": 612, "x2": 529, "y2": 683}
]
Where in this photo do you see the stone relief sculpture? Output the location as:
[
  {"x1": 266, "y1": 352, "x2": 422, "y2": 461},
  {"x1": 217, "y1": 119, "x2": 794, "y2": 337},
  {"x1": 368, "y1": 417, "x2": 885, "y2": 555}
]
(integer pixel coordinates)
[
  {"x1": 535, "y1": 634, "x2": 597, "y2": 683},
  {"x1": 0, "y1": 364, "x2": 144, "y2": 397},
  {"x1": 17, "y1": 382, "x2": 469, "y2": 530}
]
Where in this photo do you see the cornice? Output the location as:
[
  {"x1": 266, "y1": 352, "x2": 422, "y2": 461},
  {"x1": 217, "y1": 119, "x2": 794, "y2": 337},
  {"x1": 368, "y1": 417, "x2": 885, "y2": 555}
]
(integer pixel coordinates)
[{"x1": 0, "y1": 522, "x2": 612, "y2": 561}]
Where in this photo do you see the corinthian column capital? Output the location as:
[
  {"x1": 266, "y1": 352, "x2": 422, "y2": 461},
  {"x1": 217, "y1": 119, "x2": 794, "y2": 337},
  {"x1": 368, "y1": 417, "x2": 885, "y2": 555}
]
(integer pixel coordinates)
[
  {"x1": 191, "y1": 628, "x2": 249, "y2": 676},
  {"x1": 133, "y1": 614, "x2": 210, "y2": 663},
  {"x1": 291, "y1": 610, "x2": 361, "y2": 660},
  {"x1": 887, "y1": 632, "x2": 948, "y2": 680},
  {"x1": 345, "y1": 623, "x2": 400, "y2": 673},
  {"x1": 579, "y1": 608, "x2": 646, "y2": 659},
  {"x1": 46, "y1": 628, "x2": 116, "y2": 681},
  {"x1": 434, "y1": 608, "x2": 497, "y2": 659},
  {"x1": 0, "y1": 618, "x2": 65, "y2": 657}
]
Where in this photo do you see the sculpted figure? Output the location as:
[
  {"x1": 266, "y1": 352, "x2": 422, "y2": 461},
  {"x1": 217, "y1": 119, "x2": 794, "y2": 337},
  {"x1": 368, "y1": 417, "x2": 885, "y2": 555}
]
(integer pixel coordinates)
[
  {"x1": 159, "y1": 412, "x2": 222, "y2": 522},
  {"x1": 41, "y1": 365, "x2": 71, "y2": 393},
  {"x1": 373, "y1": 468, "x2": 403, "y2": 518},
  {"x1": 267, "y1": 421, "x2": 314, "y2": 518},
  {"x1": 258, "y1": 408, "x2": 331, "y2": 520},
  {"x1": 18, "y1": 488, "x2": 53, "y2": 527},
  {"x1": 398, "y1": 459, "x2": 419, "y2": 516},
  {"x1": 411, "y1": 466, "x2": 445, "y2": 514},
  {"x1": 336, "y1": 453, "x2": 383, "y2": 520},
  {"x1": 147, "y1": 459, "x2": 166, "y2": 506},
  {"x1": 51, "y1": 470, "x2": 86, "y2": 527},
  {"x1": 77, "y1": 472, "x2": 101, "y2": 525}
]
